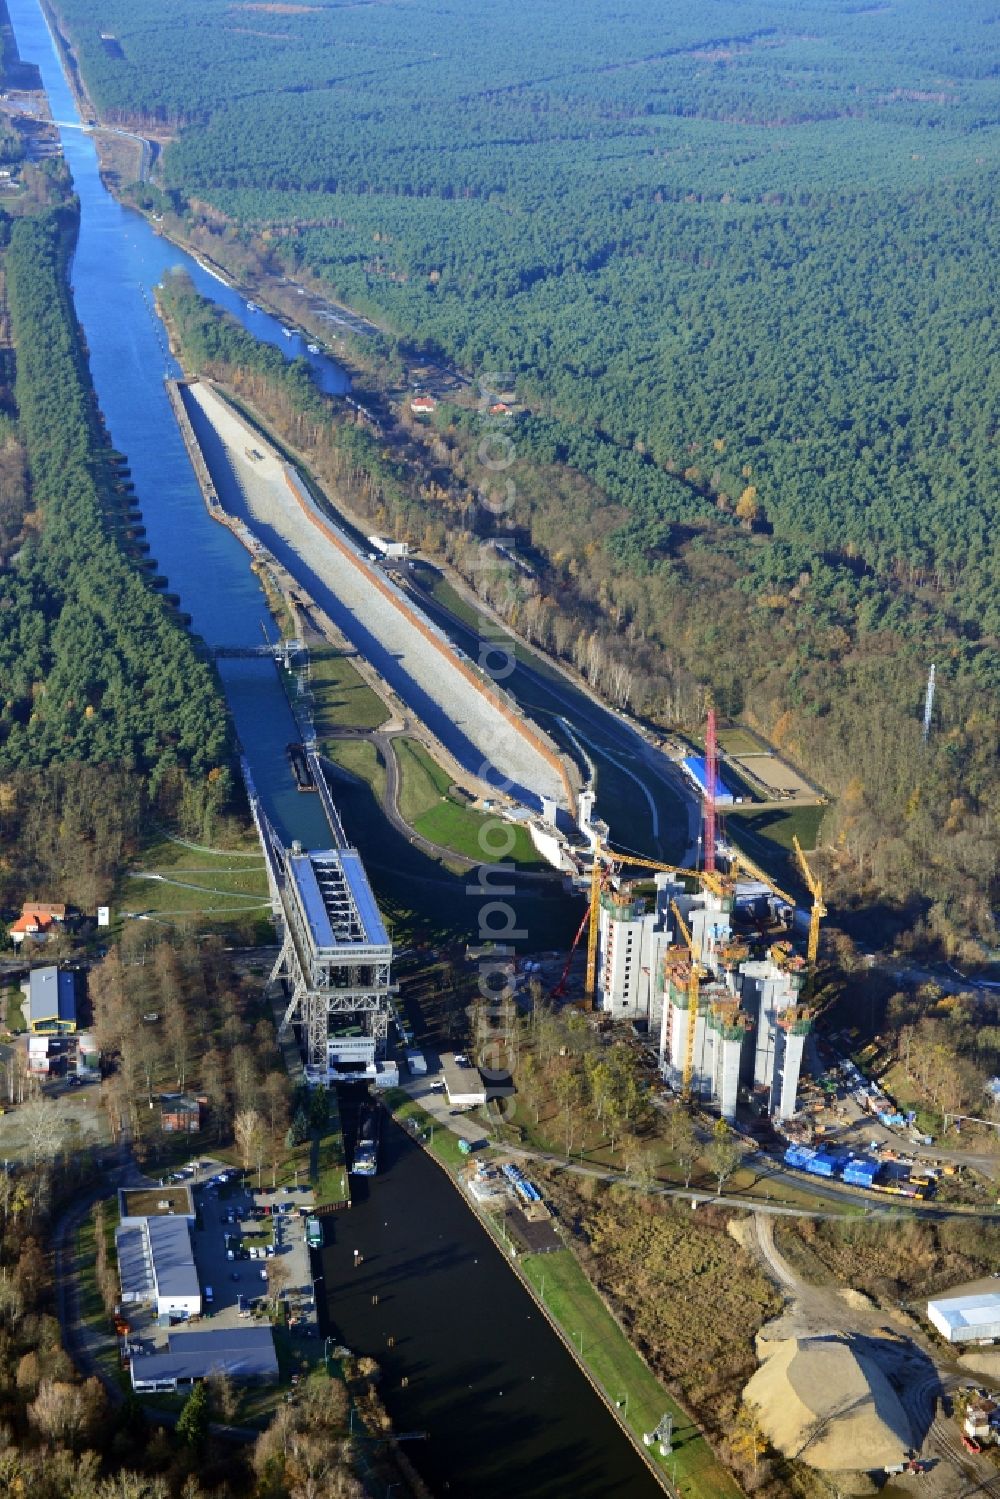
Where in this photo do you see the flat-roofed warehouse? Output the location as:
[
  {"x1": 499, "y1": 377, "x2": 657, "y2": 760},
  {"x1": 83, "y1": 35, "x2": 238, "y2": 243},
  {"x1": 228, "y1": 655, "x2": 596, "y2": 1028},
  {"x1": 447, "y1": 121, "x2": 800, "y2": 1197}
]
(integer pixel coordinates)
[
  {"x1": 115, "y1": 1214, "x2": 201, "y2": 1319},
  {"x1": 928, "y1": 1291, "x2": 1000, "y2": 1344},
  {"x1": 130, "y1": 1326, "x2": 278, "y2": 1392}
]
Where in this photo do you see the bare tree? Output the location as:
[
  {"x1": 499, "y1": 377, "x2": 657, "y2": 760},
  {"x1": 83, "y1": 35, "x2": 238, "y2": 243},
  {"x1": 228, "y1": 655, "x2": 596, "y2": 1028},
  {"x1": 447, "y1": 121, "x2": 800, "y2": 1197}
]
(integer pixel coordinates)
[
  {"x1": 708, "y1": 1120, "x2": 747, "y2": 1198},
  {"x1": 234, "y1": 1107, "x2": 265, "y2": 1186},
  {"x1": 19, "y1": 1099, "x2": 68, "y2": 1166}
]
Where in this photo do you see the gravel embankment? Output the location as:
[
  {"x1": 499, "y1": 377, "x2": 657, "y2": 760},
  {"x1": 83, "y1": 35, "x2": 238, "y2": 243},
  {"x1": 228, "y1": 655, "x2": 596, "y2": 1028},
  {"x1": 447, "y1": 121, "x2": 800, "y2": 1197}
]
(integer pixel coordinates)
[{"x1": 186, "y1": 383, "x2": 564, "y2": 809}]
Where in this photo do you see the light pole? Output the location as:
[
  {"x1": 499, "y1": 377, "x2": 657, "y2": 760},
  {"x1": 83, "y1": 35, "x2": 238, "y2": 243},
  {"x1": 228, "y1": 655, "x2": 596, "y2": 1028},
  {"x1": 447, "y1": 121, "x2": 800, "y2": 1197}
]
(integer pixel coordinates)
[
  {"x1": 615, "y1": 1392, "x2": 629, "y2": 1421},
  {"x1": 573, "y1": 1329, "x2": 583, "y2": 1357},
  {"x1": 324, "y1": 1335, "x2": 334, "y2": 1373},
  {"x1": 312, "y1": 1274, "x2": 324, "y2": 1308}
]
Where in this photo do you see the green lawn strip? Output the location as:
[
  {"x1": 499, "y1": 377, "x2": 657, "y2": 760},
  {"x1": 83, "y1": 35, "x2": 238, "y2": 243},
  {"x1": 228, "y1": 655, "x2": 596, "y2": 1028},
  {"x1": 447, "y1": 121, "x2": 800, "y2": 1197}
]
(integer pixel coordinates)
[
  {"x1": 76, "y1": 1205, "x2": 130, "y2": 1392},
  {"x1": 396, "y1": 736, "x2": 548, "y2": 866},
  {"x1": 290, "y1": 645, "x2": 388, "y2": 735},
  {"x1": 327, "y1": 738, "x2": 387, "y2": 800},
  {"x1": 116, "y1": 833, "x2": 268, "y2": 926},
  {"x1": 413, "y1": 799, "x2": 544, "y2": 866},
  {"x1": 725, "y1": 803, "x2": 826, "y2": 899},
  {"x1": 3, "y1": 984, "x2": 25, "y2": 1034},
  {"x1": 312, "y1": 1096, "x2": 350, "y2": 1207},
  {"x1": 519, "y1": 1248, "x2": 738, "y2": 1498},
  {"x1": 716, "y1": 727, "x2": 763, "y2": 755},
  {"x1": 395, "y1": 736, "x2": 450, "y2": 821},
  {"x1": 382, "y1": 1088, "x2": 482, "y2": 1172},
  {"x1": 728, "y1": 802, "x2": 825, "y2": 856}
]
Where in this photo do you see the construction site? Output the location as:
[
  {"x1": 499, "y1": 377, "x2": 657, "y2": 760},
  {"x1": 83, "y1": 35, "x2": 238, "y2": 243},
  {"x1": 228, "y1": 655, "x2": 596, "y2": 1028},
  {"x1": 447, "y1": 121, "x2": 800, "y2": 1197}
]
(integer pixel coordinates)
[{"x1": 553, "y1": 709, "x2": 825, "y2": 1124}]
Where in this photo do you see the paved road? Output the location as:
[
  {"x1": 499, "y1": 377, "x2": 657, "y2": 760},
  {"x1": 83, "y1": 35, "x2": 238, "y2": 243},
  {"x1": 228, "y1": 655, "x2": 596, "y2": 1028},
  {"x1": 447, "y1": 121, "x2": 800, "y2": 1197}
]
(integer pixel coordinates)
[{"x1": 406, "y1": 572, "x2": 702, "y2": 863}]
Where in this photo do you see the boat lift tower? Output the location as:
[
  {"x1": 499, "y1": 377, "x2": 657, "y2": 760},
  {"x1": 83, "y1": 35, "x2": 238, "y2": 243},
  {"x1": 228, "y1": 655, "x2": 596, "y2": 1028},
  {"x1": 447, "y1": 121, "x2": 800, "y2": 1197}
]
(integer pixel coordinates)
[{"x1": 244, "y1": 756, "x2": 394, "y2": 1074}]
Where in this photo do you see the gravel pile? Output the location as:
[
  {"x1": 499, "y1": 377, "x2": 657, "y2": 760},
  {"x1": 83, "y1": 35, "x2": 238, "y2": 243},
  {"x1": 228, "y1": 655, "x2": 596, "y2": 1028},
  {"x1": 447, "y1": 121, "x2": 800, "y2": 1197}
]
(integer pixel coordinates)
[{"x1": 745, "y1": 1333, "x2": 912, "y2": 1471}]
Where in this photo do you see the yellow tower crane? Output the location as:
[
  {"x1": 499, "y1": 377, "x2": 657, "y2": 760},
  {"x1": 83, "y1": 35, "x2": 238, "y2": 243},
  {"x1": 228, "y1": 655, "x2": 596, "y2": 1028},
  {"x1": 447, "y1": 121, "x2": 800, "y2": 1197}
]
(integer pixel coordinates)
[
  {"x1": 584, "y1": 844, "x2": 691, "y2": 1008},
  {"x1": 792, "y1": 835, "x2": 826, "y2": 967},
  {"x1": 669, "y1": 898, "x2": 706, "y2": 1103},
  {"x1": 727, "y1": 848, "x2": 797, "y2": 912},
  {"x1": 584, "y1": 836, "x2": 605, "y2": 1007}
]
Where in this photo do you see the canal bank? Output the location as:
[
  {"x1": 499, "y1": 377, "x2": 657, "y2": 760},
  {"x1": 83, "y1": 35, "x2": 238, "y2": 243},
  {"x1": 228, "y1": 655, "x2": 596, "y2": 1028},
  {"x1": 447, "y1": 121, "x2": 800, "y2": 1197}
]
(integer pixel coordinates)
[
  {"x1": 4, "y1": 2, "x2": 689, "y2": 1493},
  {"x1": 325, "y1": 1105, "x2": 668, "y2": 1499},
  {"x1": 383, "y1": 1090, "x2": 740, "y2": 1499}
]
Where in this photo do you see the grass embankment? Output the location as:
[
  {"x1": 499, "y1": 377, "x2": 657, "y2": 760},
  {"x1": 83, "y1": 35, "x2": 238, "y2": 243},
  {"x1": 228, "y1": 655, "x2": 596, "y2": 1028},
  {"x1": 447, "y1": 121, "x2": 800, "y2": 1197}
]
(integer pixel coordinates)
[
  {"x1": 2, "y1": 983, "x2": 25, "y2": 1035},
  {"x1": 383, "y1": 1087, "x2": 741, "y2": 1498},
  {"x1": 716, "y1": 727, "x2": 764, "y2": 755},
  {"x1": 519, "y1": 1248, "x2": 740, "y2": 1499},
  {"x1": 312, "y1": 1088, "x2": 350, "y2": 1207},
  {"x1": 326, "y1": 738, "x2": 387, "y2": 800},
  {"x1": 395, "y1": 736, "x2": 545, "y2": 866},
  {"x1": 115, "y1": 832, "x2": 269, "y2": 935},
  {"x1": 298, "y1": 646, "x2": 388, "y2": 739},
  {"x1": 382, "y1": 1087, "x2": 478, "y2": 1172},
  {"x1": 319, "y1": 745, "x2": 580, "y2": 947},
  {"x1": 411, "y1": 564, "x2": 690, "y2": 862},
  {"x1": 726, "y1": 802, "x2": 826, "y2": 898}
]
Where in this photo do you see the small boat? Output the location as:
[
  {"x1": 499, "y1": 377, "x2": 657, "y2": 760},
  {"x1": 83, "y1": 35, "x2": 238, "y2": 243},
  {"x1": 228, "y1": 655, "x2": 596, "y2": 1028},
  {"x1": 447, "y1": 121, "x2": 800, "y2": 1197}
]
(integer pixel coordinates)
[
  {"x1": 351, "y1": 1101, "x2": 380, "y2": 1177},
  {"x1": 246, "y1": 300, "x2": 258, "y2": 313},
  {"x1": 286, "y1": 742, "x2": 315, "y2": 792},
  {"x1": 306, "y1": 343, "x2": 320, "y2": 354},
  {"x1": 280, "y1": 325, "x2": 294, "y2": 338}
]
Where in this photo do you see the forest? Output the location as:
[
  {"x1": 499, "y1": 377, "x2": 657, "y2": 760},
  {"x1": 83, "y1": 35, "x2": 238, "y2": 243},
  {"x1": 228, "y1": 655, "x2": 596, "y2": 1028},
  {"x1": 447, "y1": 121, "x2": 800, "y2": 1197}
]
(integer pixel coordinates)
[
  {"x1": 50, "y1": 0, "x2": 999, "y2": 952},
  {"x1": 0, "y1": 211, "x2": 231, "y2": 823}
]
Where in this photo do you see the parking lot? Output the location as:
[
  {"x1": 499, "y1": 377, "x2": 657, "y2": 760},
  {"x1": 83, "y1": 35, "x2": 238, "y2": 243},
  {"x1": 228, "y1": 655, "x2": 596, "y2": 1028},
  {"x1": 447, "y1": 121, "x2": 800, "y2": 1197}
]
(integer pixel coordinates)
[{"x1": 126, "y1": 1160, "x2": 320, "y2": 1354}]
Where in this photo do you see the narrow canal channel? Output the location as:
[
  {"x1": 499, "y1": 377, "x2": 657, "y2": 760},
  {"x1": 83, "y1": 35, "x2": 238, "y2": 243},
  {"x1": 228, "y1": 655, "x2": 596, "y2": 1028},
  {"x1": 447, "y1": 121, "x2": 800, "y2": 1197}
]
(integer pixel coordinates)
[
  {"x1": 332, "y1": 1097, "x2": 664, "y2": 1499},
  {"x1": 7, "y1": 1, "x2": 671, "y2": 1492}
]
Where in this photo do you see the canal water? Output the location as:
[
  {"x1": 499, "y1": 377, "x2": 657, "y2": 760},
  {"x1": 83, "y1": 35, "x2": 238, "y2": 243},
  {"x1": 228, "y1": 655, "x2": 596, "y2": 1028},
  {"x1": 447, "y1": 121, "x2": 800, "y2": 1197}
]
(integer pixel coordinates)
[
  {"x1": 6, "y1": 0, "x2": 344, "y2": 848},
  {"x1": 331, "y1": 1099, "x2": 664, "y2": 1499},
  {"x1": 7, "y1": 1, "x2": 669, "y2": 1492}
]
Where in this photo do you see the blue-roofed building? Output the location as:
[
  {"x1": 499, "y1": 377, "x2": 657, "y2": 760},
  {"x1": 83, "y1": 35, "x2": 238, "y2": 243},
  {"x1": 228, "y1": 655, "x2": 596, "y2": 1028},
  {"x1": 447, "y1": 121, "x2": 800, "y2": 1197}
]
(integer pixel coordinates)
[
  {"x1": 681, "y1": 756, "x2": 736, "y2": 806},
  {"x1": 114, "y1": 1214, "x2": 201, "y2": 1318},
  {"x1": 130, "y1": 1326, "x2": 278, "y2": 1392},
  {"x1": 24, "y1": 966, "x2": 78, "y2": 1033}
]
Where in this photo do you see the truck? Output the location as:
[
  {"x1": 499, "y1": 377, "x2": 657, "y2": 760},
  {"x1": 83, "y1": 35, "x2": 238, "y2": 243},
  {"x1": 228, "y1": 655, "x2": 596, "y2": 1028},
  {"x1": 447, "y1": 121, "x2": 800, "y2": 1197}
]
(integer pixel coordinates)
[
  {"x1": 404, "y1": 1048, "x2": 427, "y2": 1076},
  {"x1": 305, "y1": 1216, "x2": 323, "y2": 1250}
]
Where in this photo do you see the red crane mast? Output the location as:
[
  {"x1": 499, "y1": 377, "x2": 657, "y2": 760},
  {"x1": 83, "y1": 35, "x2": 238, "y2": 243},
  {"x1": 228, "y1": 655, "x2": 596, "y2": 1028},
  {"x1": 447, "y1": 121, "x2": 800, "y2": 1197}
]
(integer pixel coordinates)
[{"x1": 703, "y1": 705, "x2": 717, "y2": 874}]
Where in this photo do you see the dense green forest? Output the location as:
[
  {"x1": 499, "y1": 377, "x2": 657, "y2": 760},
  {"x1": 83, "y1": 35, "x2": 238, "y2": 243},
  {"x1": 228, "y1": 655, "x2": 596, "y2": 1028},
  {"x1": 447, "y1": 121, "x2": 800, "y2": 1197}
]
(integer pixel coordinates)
[
  {"x1": 0, "y1": 212, "x2": 229, "y2": 800},
  {"x1": 52, "y1": 0, "x2": 999, "y2": 950}
]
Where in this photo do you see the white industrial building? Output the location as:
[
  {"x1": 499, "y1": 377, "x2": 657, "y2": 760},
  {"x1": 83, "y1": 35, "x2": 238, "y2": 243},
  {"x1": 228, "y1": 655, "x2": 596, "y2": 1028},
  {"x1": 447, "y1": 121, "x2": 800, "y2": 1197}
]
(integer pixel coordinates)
[
  {"x1": 593, "y1": 869, "x2": 808, "y2": 1121},
  {"x1": 928, "y1": 1292, "x2": 1000, "y2": 1345},
  {"x1": 115, "y1": 1215, "x2": 201, "y2": 1320}
]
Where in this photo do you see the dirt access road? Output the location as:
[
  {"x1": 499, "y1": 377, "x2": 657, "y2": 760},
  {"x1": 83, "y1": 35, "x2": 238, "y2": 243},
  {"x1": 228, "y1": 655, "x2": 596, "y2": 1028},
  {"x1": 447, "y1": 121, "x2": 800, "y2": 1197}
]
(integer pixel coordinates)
[{"x1": 748, "y1": 1214, "x2": 1000, "y2": 1497}]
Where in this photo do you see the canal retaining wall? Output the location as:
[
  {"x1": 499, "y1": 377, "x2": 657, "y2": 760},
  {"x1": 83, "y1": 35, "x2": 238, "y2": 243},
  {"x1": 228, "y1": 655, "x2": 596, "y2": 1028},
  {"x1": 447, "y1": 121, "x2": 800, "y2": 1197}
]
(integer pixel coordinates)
[{"x1": 168, "y1": 377, "x2": 523, "y2": 810}]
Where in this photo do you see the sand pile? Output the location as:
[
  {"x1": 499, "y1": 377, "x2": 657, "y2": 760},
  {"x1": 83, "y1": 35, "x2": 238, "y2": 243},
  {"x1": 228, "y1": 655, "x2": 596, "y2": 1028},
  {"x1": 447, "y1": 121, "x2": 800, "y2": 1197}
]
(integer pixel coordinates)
[{"x1": 744, "y1": 1334, "x2": 912, "y2": 1471}]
